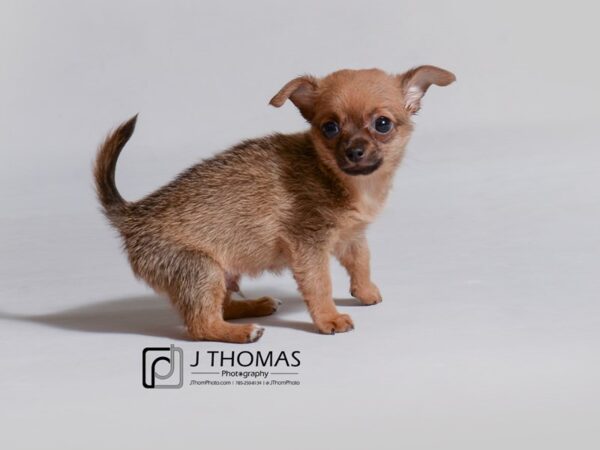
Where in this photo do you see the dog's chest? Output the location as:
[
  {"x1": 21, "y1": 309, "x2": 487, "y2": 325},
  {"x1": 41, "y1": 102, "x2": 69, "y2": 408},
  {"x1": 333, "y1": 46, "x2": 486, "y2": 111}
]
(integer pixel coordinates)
[{"x1": 349, "y1": 178, "x2": 390, "y2": 224}]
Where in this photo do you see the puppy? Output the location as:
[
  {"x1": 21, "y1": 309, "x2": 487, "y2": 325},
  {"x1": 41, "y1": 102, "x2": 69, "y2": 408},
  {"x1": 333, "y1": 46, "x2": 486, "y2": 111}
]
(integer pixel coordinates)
[{"x1": 94, "y1": 66, "x2": 455, "y2": 343}]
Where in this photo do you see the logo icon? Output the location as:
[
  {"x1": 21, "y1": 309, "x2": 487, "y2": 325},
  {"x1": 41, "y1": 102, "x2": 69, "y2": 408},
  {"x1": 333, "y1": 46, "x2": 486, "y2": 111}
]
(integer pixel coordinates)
[{"x1": 142, "y1": 345, "x2": 184, "y2": 389}]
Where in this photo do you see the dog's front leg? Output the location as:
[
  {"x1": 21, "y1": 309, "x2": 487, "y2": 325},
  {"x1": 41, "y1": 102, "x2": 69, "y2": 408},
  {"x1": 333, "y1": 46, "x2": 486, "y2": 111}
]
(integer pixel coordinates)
[
  {"x1": 335, "y1": 235, "x2": 382, "y2": 305},
  {"x1": 291, "y1": 250, "x2": 354, "y2": 334}
]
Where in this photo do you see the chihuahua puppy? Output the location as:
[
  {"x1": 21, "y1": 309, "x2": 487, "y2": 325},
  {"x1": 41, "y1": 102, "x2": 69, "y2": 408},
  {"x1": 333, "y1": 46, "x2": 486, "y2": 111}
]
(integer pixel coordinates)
[{"x1": 94, "y1": 66, "x2": 455, "y2": 343}]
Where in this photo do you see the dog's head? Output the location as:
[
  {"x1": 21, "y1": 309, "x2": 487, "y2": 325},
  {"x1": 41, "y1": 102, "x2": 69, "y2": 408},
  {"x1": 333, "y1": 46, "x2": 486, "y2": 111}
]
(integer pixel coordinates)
[{"x1": 270, "y1": 66, "x2": 455, "y2": 176}]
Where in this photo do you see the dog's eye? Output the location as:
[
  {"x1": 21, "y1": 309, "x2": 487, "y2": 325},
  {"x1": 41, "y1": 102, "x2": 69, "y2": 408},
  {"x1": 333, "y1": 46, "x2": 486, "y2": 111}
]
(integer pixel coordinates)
[
  {"x1": 321, "y1": 121, "x2": 340, "y2": 139},
  {"x1": 374, "y1": 116, "x2": 393, "y2": 134}
]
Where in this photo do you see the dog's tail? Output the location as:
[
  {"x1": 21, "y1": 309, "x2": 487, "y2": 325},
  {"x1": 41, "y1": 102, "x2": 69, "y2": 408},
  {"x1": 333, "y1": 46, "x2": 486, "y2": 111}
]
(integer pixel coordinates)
[{"x1": 93, "y1": 115, "x2": 137, "y2": 225}]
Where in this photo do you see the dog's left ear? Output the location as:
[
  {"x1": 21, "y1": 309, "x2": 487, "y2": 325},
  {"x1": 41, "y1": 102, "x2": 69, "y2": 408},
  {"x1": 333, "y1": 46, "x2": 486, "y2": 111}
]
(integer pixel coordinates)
[
  {"x1": 398, "y1": 65, "x2": 456, "y2": 114},
  {"x1": 269, "y1": 75, "x2": 319, "y2": 121}
]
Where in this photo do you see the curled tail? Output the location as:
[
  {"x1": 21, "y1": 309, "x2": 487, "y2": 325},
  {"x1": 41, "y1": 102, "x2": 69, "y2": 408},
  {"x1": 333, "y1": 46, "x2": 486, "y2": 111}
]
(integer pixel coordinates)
[{"x1": 93, "y1": 115, "x2": 137, "y2": 223}]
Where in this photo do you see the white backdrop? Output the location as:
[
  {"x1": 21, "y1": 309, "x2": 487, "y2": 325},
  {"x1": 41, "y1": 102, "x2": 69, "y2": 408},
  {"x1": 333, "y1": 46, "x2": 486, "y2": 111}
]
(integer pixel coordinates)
[{"x1": 1, "y1": 1, "x2": 599, "y2": 449}]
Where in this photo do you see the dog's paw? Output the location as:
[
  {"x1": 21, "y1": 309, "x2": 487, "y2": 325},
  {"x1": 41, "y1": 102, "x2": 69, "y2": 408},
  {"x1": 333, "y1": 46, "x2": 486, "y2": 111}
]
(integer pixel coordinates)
[
  {"x1": 315, "y1": 313, "x2": 354, "y2": 335},
  {"x1": 247, "y1": 324, "x2": 265, "y2": 343},
  {"x1": 351, "y1": 282, "x2": 382, "y2": 305},
  {"x1": 256, "y1": 296, "x2": 282, "y2": 314}
]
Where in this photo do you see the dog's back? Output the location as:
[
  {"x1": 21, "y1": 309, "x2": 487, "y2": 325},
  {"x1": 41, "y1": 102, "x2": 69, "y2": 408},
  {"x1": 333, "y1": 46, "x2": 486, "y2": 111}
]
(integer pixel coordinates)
[{"x1": 95, "y1": 122, "x2": 349, "y2": 277}]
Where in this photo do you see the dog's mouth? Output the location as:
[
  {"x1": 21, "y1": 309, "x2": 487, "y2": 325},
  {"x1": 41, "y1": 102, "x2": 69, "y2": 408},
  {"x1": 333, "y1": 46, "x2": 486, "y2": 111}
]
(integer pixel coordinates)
[{"x1": 340, "y1": 159, "x2": 383, "y2": 176}]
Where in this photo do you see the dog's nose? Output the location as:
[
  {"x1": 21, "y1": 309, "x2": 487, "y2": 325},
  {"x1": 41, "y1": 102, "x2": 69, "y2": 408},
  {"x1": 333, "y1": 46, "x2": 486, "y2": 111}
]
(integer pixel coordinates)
[{"x1": 345, "y1": 147, "x2": 365, "y2": 163}]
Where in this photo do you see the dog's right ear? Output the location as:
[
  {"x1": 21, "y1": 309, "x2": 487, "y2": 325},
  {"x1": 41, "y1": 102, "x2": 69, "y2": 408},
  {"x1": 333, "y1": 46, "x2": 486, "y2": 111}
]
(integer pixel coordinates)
[{"x1": 269, "y1": 75, "x2": 319, "y2": 121}]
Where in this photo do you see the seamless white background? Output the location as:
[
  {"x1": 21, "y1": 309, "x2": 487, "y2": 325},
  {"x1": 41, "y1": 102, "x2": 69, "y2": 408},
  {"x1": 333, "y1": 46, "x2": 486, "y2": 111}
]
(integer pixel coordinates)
[{"x1": 1, "y1": 1, "x2": 599, "y2": 449}]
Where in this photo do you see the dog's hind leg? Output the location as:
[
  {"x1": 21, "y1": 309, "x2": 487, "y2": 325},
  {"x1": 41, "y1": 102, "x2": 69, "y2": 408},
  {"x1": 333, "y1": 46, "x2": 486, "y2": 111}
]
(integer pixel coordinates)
[
  {"x1": 222, "y1": 273, "x2": 281, "y2": 319},
  {"x1": 223, "y1": 294, "x2": 282, "y2": 320},
  {"x1": 164, "y1": 249, "x2": 264, "y2": 343}
]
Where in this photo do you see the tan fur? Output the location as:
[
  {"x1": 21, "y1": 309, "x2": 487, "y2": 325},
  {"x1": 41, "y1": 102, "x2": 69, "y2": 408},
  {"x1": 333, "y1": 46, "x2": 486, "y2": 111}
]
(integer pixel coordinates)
[{"x1": 94, "y1": 66, "x2": 455, "y2": 343}]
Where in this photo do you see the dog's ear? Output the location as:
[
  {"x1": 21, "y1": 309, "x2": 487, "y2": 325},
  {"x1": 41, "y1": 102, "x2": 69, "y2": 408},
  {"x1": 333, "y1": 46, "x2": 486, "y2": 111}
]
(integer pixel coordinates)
[
  {"x1": 398, "y1": 65, "x2": 455, "y2": 114},
  {"x1": 269, "y1": 75, "x2": 319, "y2": 121}
]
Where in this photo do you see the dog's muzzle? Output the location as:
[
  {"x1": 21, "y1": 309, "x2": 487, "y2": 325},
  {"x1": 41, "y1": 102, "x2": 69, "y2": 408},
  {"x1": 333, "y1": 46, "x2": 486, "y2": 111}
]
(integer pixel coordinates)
[{"x1": 340, "y1": 158, "x2": 383, "y2": 176}]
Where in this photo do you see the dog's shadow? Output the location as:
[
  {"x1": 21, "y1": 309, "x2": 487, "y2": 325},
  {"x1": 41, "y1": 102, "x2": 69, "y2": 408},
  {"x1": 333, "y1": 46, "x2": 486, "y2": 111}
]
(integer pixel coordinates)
[{"x1": 0, "y1": 290, "x2": 362, "y2": 340}]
